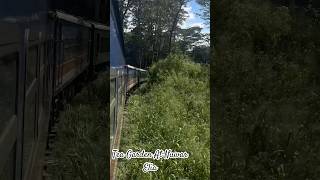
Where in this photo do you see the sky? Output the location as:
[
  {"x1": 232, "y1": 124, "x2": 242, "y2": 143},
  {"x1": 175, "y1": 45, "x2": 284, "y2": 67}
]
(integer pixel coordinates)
[{"x1": 181, "y1": 0, "x2": 210, "y2": 34}]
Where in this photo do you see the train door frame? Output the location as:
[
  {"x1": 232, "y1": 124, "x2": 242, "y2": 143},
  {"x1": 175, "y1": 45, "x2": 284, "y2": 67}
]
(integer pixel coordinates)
[
  {"x1": 15, "y1": 27, "x2": 29, "y2": 180},
  {"x1": 22, "y1": 27, "x2": 42, "y2": 180},
  {"x1": 0, "y1": 26, "x2": 24, "y2": 180}
]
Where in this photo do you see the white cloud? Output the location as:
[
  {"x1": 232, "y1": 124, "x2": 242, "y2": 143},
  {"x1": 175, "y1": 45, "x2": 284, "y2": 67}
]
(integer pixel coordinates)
[
  {"x1": 190, "y1": 22, "x2": 205, "y2": 28},
  {"x1": 182, "y1": 5, "x2": 195, "y2": 20},
  {"x1": 180, "y1": 4, "x2": 205, "y2": 31},
  {"x1": 181, "y1": 22, "x2": 205, "y2": 29}
]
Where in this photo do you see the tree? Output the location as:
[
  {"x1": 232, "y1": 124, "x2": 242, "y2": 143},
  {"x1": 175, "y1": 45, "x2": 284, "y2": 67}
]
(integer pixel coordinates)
[
  {"x1": 168, "y1": 0, "x2": 190, "y2": 53},
  {"x1": 122, "y1": 0, "x2": 191, "y2": 67},
  {"x1": 118, "y1": 0, "x2": 136, "y2": 28},
  {"x1": 176, "y1": 26, "x2": 203, "y2": 52},
  {"x1": 196, "y1": 0, "x2": 210, "y2": 24}
]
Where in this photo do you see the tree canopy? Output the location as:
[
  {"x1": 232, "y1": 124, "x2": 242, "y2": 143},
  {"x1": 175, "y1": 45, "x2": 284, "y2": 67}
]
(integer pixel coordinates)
[{"x1": 119, "y1": 0, "x2": 209, "y2": 68}]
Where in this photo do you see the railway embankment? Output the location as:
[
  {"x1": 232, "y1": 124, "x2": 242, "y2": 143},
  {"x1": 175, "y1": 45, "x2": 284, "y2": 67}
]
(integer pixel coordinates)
[
  {"x1": 117, "y1": 54, "x2": 210, "y2": 179},
  {"x1": 46, "y1": 73, "x2": 108, "y2": 180}
]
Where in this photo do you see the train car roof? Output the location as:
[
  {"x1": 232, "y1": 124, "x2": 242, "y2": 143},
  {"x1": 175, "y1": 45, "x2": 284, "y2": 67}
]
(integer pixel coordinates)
[
  {"x1": 51, "y1": 10, "x2": 92, "y2": 28},
  {"x1": 51, "y1": 10, "x2": 109, "y2": 30},
  {"x1": 126, "y1": 65, "x2": 147, "y2": 72},
  {"x1": 91, "y1": 21, "x2": 109, "y2": 31}
]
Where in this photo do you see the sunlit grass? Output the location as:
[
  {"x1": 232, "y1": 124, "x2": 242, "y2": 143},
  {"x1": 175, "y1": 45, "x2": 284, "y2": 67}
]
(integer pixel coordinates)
[{"x1": 117, "y1": 54, "x2": 210, "y2": 179}]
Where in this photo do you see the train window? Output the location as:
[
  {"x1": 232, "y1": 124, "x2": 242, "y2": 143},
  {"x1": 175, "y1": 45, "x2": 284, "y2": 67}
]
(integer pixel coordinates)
[
  {"x1": 0, "y1": 52, "x2": 17, "y2": 134},
  {"x1": 26, "y1": 47, "x2": 38, "y2": 88},
  {"x1": 110, "y1": 79, "x2": 116, "y2": 101},
  {"x1": 0, "y1": 144, "x2": 16, "y2": 180},
  {"x1": 80, "y1": 27, "x2": 89, "y2": 60},
  {"x1": 62, "y1": 23, "x2": 81, "y2": 63},
  {"x1": 62, "y1": 24, "x2": 90, "y2": 70}
]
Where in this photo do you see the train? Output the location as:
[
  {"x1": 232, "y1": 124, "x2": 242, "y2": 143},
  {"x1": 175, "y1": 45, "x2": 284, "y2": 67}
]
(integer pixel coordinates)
[
  {"x1": 0, "y1": 0, "x2": 147, "y2": 179},
  {"x1": 109, "y1": 0, "x2": 148, "y2": 148},
  {"x1": 110, "y1": 65, "x2": 147, "y2": 148},
  {"x1": 0, "y1": 8, "x2": 110, "y2": 180},
  {"x1": 109, "y1": 1, "x2": 148, "y2": 178}
]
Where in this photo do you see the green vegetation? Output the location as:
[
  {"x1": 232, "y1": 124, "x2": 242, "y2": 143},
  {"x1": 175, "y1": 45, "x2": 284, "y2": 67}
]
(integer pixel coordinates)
[
  {"x1": 213, "y1": 0, "x2": 320, "y2": 179},
  {"x1": 120, "y1": 0, "x2": 209, "y2": 67},
  {"x1": 47, "y1": 74, "x2": 108, "y2": 180},
  {"x1": 117, "y1": 54, "x2": 210, "y2": 179}
]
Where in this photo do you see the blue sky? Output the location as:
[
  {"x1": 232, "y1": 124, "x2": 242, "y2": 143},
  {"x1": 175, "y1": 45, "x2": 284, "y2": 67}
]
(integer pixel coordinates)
[{"x1": 181, "y1": 0, "x2": 210, "y2": 34}]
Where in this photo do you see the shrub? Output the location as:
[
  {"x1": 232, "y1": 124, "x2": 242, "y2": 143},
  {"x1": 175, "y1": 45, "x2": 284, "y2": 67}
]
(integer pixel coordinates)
[
  {"x1": 117, "y1": 55, "x2": 210, "y2": 179},
  {"x1": 213, "y1": 0, "x2": 320, "y2": 179}
]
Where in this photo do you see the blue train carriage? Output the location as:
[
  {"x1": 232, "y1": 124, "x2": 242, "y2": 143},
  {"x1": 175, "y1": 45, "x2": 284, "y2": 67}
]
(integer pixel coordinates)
[
  {"x1": 125, "y1": 65, "x2": 147, "y2": 91},
  {"x1": 110, "y1": 0, "x2": 149, "y2": 149},
  {"x1": 110, "y1": 0, "x2": 126, "y2": 149},
  {"x1": 110, "y1": 1, "x2": 149, "y2": 179}
]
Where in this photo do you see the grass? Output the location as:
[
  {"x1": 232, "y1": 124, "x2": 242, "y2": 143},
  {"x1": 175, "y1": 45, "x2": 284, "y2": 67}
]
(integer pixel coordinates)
[
  {"x1": 213, "y1": 0, "x2": 320, "y2": 179},
  {"x1": 117, "y1": 54, "x2": 210, "y2": 179},
  {"x1": 47, "y1": 73, "x2": 108, "y2": 180}
]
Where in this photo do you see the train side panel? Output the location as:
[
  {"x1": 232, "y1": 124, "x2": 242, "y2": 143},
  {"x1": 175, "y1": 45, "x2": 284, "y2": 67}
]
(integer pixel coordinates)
[
  {"x1": 53, "y1": 18, "x2": 91, "y2": 94},
  {"x1": 0, "y1": 1, "x2": 54, "y2": 179}
]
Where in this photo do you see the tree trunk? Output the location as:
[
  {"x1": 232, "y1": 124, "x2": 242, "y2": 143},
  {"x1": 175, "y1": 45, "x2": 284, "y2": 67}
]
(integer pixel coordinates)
[{"x1": 168, "y1": 1, "x2": 184, "y2": 54}]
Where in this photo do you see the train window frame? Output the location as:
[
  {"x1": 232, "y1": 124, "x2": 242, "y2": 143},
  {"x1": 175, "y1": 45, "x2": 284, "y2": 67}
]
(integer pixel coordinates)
[
  {"x1": 110, "y1": 78, "x2": 116, "y2": 101},
  {"x1": 61, "y1": 21, "x2": 90, "y2": 64},
  {"x1": 22, "y1": 44, "x2": 40, "y2": 177},
  {"x1": 39, "y1": 42, "x2": 46, "y2": 116},
  {"x1": 26, "y1": 46, "x2": 38, "y2": 91}
]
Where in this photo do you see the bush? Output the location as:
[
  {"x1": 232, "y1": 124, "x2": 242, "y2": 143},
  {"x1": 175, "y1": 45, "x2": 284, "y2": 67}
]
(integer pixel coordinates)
[
  {"x1": 117, "y1": 54, "x2": 210, "y2": 179},
  {"x1": 213, "y1": 0, "x2": 320, "y2": 179}
]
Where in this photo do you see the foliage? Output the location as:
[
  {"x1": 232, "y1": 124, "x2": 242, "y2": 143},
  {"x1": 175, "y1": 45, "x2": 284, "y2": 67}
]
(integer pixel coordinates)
[
  {"x1": 175, "y1": 27, "x2": 203, "y2": 52},
  {"x1": 117, "y1": 54, "x2": 210, "y2": 179},
  {"x1": 190, "y1": 45, "x2": 210, "y2": 64},
  {"x1": 47, "y1": 73, "x2": 108, "y2": 180},
  {"x1": 121, "y1": 0, "x2": 190, "y2": 68},
  {"x1": 213, "y1": 0, "x2": 320, "y2": 179},
  {"x1": 174, "y1": 27, "x2": 210, "y2": 64},
  {"x1": 196, "y1": 0, "x2": 210, "y2": 24},
  {"x1": 121, "y1": 0, "x2": 210, "y2": 68}
]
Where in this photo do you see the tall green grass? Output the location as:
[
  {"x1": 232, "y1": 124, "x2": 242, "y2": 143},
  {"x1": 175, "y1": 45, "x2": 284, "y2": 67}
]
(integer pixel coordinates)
[
  {"x1": 213, "y1": 0, "x2": 320, "y2": 179},
  {"x1": 47, "y1": 73, "x2": 108, "y2": 180},
  {"x1": 117, "y1": 54, "x2": 210, "y2": 179}
]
